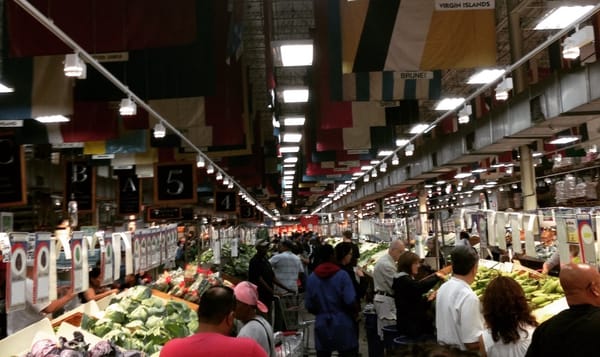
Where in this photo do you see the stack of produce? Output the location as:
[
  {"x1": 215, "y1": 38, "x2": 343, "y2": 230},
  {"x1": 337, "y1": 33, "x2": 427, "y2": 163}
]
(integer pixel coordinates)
[
  {"x1": 470, "y1": 266, "x2": 564, "y2": 310},
  {"x1": 151, "y1": 265, "x2": 233, "y2": 304},
  {"x1": 197, "y1": 243, "x2": 256, "y2": 280},
  {"x1": 358, "y1": 243, "x2": 389, "y2": 273},
  {"x1": 81, "y1": 286, "x2": 197, "y2": 356},
  {"x1": 26, "y1": 331, "x2": 144, "y2": 357}
]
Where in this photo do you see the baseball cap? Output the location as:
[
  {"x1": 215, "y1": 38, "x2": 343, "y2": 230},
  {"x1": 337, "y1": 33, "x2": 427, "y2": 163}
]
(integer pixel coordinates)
[
  {"x1": 234, "y1": 281, "x2": 268, "y2": 313},
  {"x1": 255, "y1": 239, "x2": 270, "y2": 248}
]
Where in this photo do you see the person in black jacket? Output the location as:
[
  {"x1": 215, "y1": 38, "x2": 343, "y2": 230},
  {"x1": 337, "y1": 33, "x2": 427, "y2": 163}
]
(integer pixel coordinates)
[{"x1": 392, "y1": 252, "x2": 446, "y2": 342}]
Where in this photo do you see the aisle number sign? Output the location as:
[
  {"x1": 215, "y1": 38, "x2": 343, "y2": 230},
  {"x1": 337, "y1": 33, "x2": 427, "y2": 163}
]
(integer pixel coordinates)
[{"x1": 577, "y1": 214, "x2": 596, "y2": 266}]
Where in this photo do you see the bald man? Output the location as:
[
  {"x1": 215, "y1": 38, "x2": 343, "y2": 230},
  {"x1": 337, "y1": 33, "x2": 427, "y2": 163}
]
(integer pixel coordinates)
[
  {"x1": 525, "y1": 263, "x2": 600, "y2": 356},
  {"x1": 372, "y1": 239, "x2": 405, "y2": 342}
]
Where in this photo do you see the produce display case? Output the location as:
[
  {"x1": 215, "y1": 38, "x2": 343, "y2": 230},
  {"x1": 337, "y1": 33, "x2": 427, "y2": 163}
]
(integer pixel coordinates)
[{"x1": 473, "y1": 259, "x2": 565, "y2": 321}]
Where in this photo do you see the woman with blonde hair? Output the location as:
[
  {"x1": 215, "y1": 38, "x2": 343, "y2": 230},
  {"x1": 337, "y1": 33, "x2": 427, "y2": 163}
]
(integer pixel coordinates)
[{"x1": 480, "y1": 276, "x2": 538, "y2": 357}]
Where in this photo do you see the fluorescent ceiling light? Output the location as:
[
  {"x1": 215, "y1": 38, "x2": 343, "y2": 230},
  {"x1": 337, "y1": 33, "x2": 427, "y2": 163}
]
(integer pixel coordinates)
[
  {"x1": 282, "y1": 89, "x2": 309, "y2": 103},
  {"x1": 353, "y1": 172, "x2": 363, "y2": 177},
  {"x1": 395, "y1": 139, "x2": 410, "y2": 147},
  {"x1": 284, "y1": 191, "x2": 293, "y2": 197},
  {"x1": 409, "y1": 123, "x2": 430, "y2": 134},
  {"x1": 534, "y1": 5, "x2": 595, "y2": 30},
  {"x1": 549, "y1": 136, "x2": 580, "y2": 145},
  {"x1": 532, "y1": 152, "x2": 543, "y2": 157},
  {"x1": 0, "y1": 82, "x2": 14, "y2": 93},
  {"x1": 370, "y1": 160, "x2": 380, "y2": 165},
  {"x1": 272, "y1": 40, "x2": 314, "y2": 67},
  {"x1": 283, "y1": 170, "x2": 295, "y2": 175},
  {"x1": 378, "y1": 150, "x2": 394, "y2": 157},
  {"x1": 283, "y1": 116, "x2": 306, "y2": 126},
  {"x1": 280, "y1": 145, "x2": 300, "y2": 153},
  {"x1": 454, "y1": 172, "x2": 472, "y2": 179},
  {"x1": 361, "y1": 165, "x2": 373, "y2": 171},
  {"x1": 471, "y1": 168, "x2": 487, "y2": 173},
  {"x1": 35, "y1": 115, "x2": 70, "y2": 123},
  {"x1": 283, "y1": 133, "x2": 302, "y2": 143},
  {"x1": 283, "y1": 163, "x2": 295, "y2": 168},
  {"x1": 467, "y1": 69, "x2": 506, "y2": 84},
  {"x1": 283, "y1": 156, "x2": 298, "y2": 163},
  {"x1": 435, "y1": 97, "x2": 465, "y2": 111}
]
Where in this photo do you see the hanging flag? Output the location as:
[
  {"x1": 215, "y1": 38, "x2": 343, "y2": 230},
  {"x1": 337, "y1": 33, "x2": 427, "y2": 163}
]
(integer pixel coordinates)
[
  {"x1": 7, "y1": 0, "x2": 197, "y2": 57},
  {"x1": 226, "y1": 0, "x2": 245, "y2": 65},
  {"x1": 0, "y1": 56, "x2": 73, "y2": 121},
  {"x1": 340, "y1": 0, "x2": 496, "y2": 72}
]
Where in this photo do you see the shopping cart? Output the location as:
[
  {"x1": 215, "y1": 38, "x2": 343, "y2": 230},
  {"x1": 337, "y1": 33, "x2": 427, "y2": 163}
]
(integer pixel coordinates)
[
  {"x1": 274, "y1": 293, "x2": 316, "y2": 356},
  {"x1": 274, "y1": 331, "x2": 304, "y2": 357}
]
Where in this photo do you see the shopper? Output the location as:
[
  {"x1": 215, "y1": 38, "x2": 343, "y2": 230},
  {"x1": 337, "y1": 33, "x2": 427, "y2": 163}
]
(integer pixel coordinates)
[
  {"x1": 305, "y1": 244, "x2": 358, "y2": 357},
  {"x1": 160, "y1": 285, "x2": 267, "y2": 357},
  {"x1": 341, "y1": 230, "x2": 360, "y2": 270},
  {"x1": 372, "y1": 239, "x2": 405, "y2": 340},
  {"x1": 78, "y1": 267, "x2": 119, "y2": 303},
  {"x1": 234, "y1": 281, "x2": 275, "y2": 357},
  {"x1": 269, "y1": 240, "x2": 304, "y2": 294},
  {"x1": 480, "y1": 276, "x2": 538, "y2": 357},
  {"x1": 541, "y1": 244, "x2": 580, "y2": 275},
  {"x1": 248, "y1": 238, "x2": 290, "y2": 321},
  {"x1": 393, "y1": 252, "x2": 446, "y2": 342},
  {"x1": 7, "y1": 266, "x2": 78, "y2": 334},
  {"x1": 435, "y1": 245, "x2": 483, "y2": 351},
  {"x1": 525, "y1": 263, "x2": 600, "y2": 356}
]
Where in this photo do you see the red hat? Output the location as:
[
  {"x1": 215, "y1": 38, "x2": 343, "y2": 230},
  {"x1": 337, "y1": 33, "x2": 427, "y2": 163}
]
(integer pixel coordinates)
[{"x1": 234, "y1": 281, "x2": 268, "y2": 313}]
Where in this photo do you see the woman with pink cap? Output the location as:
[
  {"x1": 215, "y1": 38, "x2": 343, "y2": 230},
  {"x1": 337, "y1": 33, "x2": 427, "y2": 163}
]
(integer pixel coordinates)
[{"x1": 235, "y1": 281, "x2": 276, "y2": 357}]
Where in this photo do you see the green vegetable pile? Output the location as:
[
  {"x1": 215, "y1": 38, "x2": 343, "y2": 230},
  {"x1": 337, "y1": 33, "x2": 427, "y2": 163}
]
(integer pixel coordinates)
[
  {"x1": 470, "y1": 266, "x2": 564, "y2": 310},
  {"x1": 81, "y1": 286, "x2": 197, "y2": 356},
  {"x1": 357, "y1": 243, "x2": 388, "y2": 268},
  {"x1": 197, "y1": 243, "x2": 256, "y2": 280}
]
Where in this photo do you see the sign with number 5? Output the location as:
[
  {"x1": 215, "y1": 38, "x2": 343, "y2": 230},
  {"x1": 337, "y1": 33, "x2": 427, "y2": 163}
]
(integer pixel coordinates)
[{"x1": 154, "y1": 162, "x2": 197, "y2": 204}]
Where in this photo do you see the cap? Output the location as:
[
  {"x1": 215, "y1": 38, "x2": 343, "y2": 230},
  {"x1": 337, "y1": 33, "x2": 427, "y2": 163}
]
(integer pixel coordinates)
[
  {"x1": 234, "y1": 281, "x2": 268, "y2": 313},
  {"x1": 255, "y1": 239, "x2": 270, "y2": 248}
]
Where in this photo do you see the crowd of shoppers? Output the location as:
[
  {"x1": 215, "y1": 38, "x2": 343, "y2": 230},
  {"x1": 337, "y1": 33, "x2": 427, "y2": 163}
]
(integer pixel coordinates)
[{"x1": 8, "y1": 227, "x2": 600, "y2": 357}]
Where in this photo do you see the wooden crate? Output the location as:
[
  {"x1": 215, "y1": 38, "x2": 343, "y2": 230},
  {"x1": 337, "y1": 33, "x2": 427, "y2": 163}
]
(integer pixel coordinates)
[
  {"x1": 151, "y1": 289, "x2": 199, "y2": 312},
  {"x1": 52, "y1": 312, "x2": 83, "y2": 328}
]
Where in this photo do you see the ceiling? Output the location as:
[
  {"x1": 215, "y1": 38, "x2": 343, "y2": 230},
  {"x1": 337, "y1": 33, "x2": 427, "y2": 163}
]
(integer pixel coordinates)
[{"x1": 2, "y1": 0, "x2": 600, "y2": 219}]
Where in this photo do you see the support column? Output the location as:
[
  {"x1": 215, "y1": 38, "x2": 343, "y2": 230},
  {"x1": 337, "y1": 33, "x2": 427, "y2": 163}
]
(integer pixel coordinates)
[
  {"x1": 419, "y1": 190, "x2": 429, "y2": 238},
  {"x1": 507, "y1": 0, "x2": 526, "y2": 93},
  {"x1": 520, "y1": 145, "x2": 538, "y2": 211}
]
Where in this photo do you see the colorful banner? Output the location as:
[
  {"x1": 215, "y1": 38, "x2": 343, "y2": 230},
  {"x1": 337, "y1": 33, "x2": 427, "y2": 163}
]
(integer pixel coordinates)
[
  {"x1": 70, "y1": 231, "x2": 88, "y2": 294},
  {"x1": 510, "y1": 214, "x2": 521, "y2": 254},
  {"x1": 98, "y1": 232, "x2": 114, "y2": 286},
  {"x1": 577, "y1": 214, "x2": 596, "y2": 265},
  {"x1": 565, "y1": 217, "x2": 578, "y2": 244},
  {"x1": 6, "y1": 232, "x2": 27, "y2": 312},
  {"x1": 32, "y1": 232, "x2": 51, "y2": 306}
]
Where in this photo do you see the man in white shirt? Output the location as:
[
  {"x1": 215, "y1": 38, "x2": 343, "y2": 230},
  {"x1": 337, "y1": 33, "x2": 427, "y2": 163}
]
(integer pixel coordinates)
[
  {"x1": 435, "y1": 245, "x2": 483, "y2": 351},
  {"x1": 372, "y1": 239, "x2": 405, "y2": 340}
]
